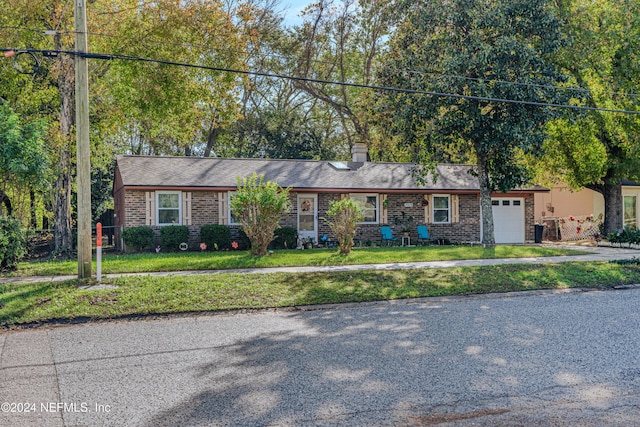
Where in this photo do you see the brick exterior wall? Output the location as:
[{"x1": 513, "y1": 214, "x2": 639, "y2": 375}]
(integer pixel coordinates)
[
  {"x1": 354, "y1": 193, "x2": 482, "y2": 244},
  {"x1": 124, "y1": 191, "x2": 146, "y2": 227},
  {"x1": 191, "y1": 191, "x2": 218, "y2": 226},
  {"x1": 118, "y1": 189, "x2": 535, "y2": 250},
  {"x1": 525, "y1": 194, "x2": 535, "y2": 242}
]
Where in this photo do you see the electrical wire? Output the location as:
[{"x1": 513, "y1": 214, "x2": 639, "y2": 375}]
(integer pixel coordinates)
[
  {"x1": 3, "y1": 25, "x2": 640, "y2": 102},
  {"x1": 2, "y1": 47, "x2": 640, "y2": 115}
]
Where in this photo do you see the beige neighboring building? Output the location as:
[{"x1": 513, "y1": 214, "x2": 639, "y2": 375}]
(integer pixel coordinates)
[{"x1": 534, "y1": 180, "x2": 640, "y2": 229}]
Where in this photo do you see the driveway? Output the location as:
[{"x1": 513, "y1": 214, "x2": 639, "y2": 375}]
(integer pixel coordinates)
[{"x1": 1, "y1": 287, "x2": 640, "y2": 426}]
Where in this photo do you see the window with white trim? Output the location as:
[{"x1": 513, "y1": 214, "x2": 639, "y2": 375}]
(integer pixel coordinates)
[
  {"x1": 156, "y1": 191, "x2": 182, "y2": 225},
  {"x1": 432, "y1": 195, "x2": 450, "y2": 223},
  {"x1": 228, "y1": 191, "x2": 240, "y2": 225},
  {"x1": 350, "y1": 193, "x2": 378, "y2": 224}
]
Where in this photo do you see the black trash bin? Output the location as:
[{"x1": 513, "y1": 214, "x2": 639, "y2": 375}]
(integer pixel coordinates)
[{"x1": 534, "y1": 224, "x2": 544, "y2": 243}]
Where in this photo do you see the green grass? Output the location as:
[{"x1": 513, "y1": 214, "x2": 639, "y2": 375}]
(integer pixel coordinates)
[
  {"x1": 2, "y1": 261, "x2": 639, "y2": 328},
  {"x1": 6, "y1": 245, "x2": 584, "y2": 277}
]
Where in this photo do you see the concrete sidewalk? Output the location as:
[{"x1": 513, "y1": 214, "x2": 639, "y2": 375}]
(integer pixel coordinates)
[{"x1": 1, "y1": 244, "x2": 638, "y2": 286}]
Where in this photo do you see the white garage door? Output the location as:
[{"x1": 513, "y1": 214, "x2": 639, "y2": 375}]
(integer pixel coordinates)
[{"x1": 492, "y1": 198, "x2": 525, "y2": 244}]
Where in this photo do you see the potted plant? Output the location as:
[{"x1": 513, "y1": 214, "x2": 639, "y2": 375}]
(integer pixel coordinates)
[
  {"x1": 301, "y1": 237, "x2": 315, "y2": 249},
  {"x1": 393, "y1": 211, "x2": 414, "y2": 236}
]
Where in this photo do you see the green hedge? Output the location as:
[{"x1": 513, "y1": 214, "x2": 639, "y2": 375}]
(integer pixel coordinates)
[
  {"x1": 608, "y1": 226, "x2": 640, "y2": 246},
  {"x1": 122, "y1": 226, "x2": 154, "y2": 252},
  {"x1": 160, "y1": 225, "x2": 190, "y2": 251},
  {"x1": 0, "y1": 216, "x2": 27, "y2": 270},
  {"x1": 200, "y1": 224, "x2": 231, "y2": 250},
  {"x1": 272, "y1": 226, "x2": 298, "y2": 249}
]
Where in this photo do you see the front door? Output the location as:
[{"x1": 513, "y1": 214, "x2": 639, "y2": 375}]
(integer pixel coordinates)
[{"x1": 297, "y1": 194, "x2": 318, "y2": 245}]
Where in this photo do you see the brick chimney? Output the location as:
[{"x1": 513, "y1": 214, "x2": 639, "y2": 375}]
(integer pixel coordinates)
[{"x1": 351, "y1": 143, "x2": 368, "y2": 163}]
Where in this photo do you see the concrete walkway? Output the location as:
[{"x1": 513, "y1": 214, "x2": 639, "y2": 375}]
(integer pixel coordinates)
[{"x1": 1, "y1": 244, "x2": 638, "y2": 286}]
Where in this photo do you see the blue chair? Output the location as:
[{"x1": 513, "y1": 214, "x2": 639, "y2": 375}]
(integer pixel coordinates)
[
  {"x1": 417, "y1": 225, "x2": 430, "y2": 245},
  {"x1": 320, "y1": 234, "x2": 336, "y2": 248},
  {"x1": 380, "y1": 226, "x2": 398, "y2": 246}
]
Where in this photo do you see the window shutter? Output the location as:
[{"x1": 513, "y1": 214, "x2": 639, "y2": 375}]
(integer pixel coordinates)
[
  {"x1": 145, "y1": 191, "x2": 156, "y2": 226},
  {"x1": 423, "y1": 195, "x2": 432, "y2": 224},
  {"x1": 218, "y1": 192, "x2": 228, "y2": 225},
  {"x1": 380, "y1": 194, "x2": 388, "y2": 224},
  {"x1": 183, "y1": 192, "x2": 192, "y2": 226},
  {"x1": 451, "y1": 195, "x2": 460, "y2": 223}
]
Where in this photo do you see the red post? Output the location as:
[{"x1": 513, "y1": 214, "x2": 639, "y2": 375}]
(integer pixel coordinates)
[
  {"x1": 96, "y1": 222, "x2": 103, "y2": 282},
  {"x1": 96, "y1": 222, "x2": 102, "y2": 247}
]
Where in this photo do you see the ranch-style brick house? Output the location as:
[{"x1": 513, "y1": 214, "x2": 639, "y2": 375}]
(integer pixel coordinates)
[{"x1": 113, "y1": 145, "x2": 547, "y2": 250}]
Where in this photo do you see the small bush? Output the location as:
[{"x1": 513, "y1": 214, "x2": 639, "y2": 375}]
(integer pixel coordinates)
[
  {"x1": 122, "y1": 226, "x2": 154, "y2": 252},
  {"x1": 200, "y1": 224, "x2": 231, "y2": 250},
  {"x1": 0, "y1": 216, "x2": 27, "y2": 270},
  {"x1": 237, "y1": 228, "x2": 251, "y2": 250},
  {"x1": 160, "y1": 225, "x2": 190, "y2": 251},
  {"x1": 272, "y1": 226, "x2": 298, "y2": 249},
  {"x1": 325, "y1": 198, "x2": 364, "y2": 255},
  {"x1": 610, "y1": 257, "x2": 640, "y2": 265},
  {"x1": 230, "y1": 173, "x2": 291, "y2": 256},
  {"x1": 607, "y1": 226, "x2": 640, "y2": 246}
]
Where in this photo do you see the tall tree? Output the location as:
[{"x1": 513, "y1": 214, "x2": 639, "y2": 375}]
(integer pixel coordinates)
[
  {"x1": 291, "y1": 0, "x2": 394, "y2": 150},
  {"x1": 0, "y1": 103, "x2": 48, "y2": 221},
  {"x1": 534, "y1": 0, "x2": 640, "y2": 234},
  {"x1": 1, "y1": 0, "x2": 255, "y2": 254},
  {"x1": 380, "y1": 0, "x2": 567, "y2": 244},
  {"x1": 0, "y1": 1, "x2": 76, "y2": 255},
  {"x1": 92, "y1": 0, "x2": 248, "y2": 157}
]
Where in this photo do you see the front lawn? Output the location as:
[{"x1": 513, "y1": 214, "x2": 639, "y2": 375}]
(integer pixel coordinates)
[
  {"x1": 1, "y1": 261, "x2": 638, "y2": 328},
  {"x1": 6, "y1": 245, "x2": 584, "y2": 277}
]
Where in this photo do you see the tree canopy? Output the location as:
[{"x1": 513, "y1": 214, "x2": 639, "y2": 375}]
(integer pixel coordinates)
[
  {"x1": 532, "y1": 0, "x2": 640, "y2": 233},
  {"x1": 2, "y1": 0, "x2": 639, "y2": 249},
  {"x1": 379, "y1": 0, "x2": 568, "y2": 244}
]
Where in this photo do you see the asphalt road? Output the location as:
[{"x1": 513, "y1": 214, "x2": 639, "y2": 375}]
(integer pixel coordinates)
[{"x1": 2, "y1": 287, "x2": 640, "y2": 426}]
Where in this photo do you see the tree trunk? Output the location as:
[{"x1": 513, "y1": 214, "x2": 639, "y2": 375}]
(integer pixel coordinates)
[
  {"x1": 30, "y1": 189, "x2": 37, "y2": 229},
  {"x1": 53, "y1": 33, "x2": 74, "y2": 258},
  {"x1": 602, "y1": 178, "x2": 623, "y2": 235},
  {"x1": 54, "y1": 149, "x2": 73, "y2": 256},
  {"x1": 203, "y1": 123, "x2": 220, "y2": 157},
  {"x1": 0, "y1": 191, "x2": 12, "y2": 216},
  {"x1": 476, "y1": 154, "x2": 495, "y2": 246},
  {"x1": 587, "y1": 169, "x2": 623, "y2": 236}
]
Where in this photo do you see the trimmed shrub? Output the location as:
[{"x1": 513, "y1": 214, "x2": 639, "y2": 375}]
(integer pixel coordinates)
[
  {"x1": 325, "y1": 198, "x2": 364, "y2": 255},
  {"x1": 608, "y1": 226, "x2": 640, "y2": 247},
  {"x1": 160, "y1": 225, "x2": 190, "y2": 251},
  {"x1": 272, "y1": 226, "x2": 298, "y2": 249},
  {"x1": 0, "y1": 216, "x2": 27, "y2": 270},
  {"x1": 237, "y1": 228, "x2": 251, "y2": 250},
  {"x1": 200, "y1": 224, "x2": 231, "y2": 250},
  {"x1": 230, "y1": 173, "x2": 291, "y2": 256},
  {"x1": 122, "y1": 226, "x2": 154, "y2": 252}
]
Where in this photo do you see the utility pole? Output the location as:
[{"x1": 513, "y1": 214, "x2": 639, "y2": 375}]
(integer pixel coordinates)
[{"x1": 75, "y1": 0, "x2": 92, "y2": 278}]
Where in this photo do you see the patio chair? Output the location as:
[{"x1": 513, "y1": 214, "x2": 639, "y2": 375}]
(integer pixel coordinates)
[
  {"x1": 416, "y1": 225, "x2": 430, "y2": 245},
  {"x1": 320, "y1": 234, "x2": 336, "y2": 248},
  {"x1": 380, "y1": 226, "x2": 398, "y2": 246}
]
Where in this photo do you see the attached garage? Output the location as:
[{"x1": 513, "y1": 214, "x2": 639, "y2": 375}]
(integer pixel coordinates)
[{"x1": 492, "y1": 198, "x2": 525, "y2": 244}]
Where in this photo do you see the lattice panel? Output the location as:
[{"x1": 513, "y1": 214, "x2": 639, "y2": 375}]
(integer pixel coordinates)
[{"x1": 556, "y1": 215, "x2": 601, "y2": 241}]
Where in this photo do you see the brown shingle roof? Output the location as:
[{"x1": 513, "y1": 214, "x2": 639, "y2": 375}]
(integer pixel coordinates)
[{"x1": 115, "y1": 155, "x2": 545, "y2": 192}]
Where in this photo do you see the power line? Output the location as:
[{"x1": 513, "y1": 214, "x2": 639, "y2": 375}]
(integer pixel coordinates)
[
  {"x1": 3, "y1": 47, "x2": 640, "y2": 116},
  {"x1": 3, "y1": 25, "x2": 640, "y2": 102},
  {"x1": 397, "y1": 68, "x2": 640, "y2": 100}
]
